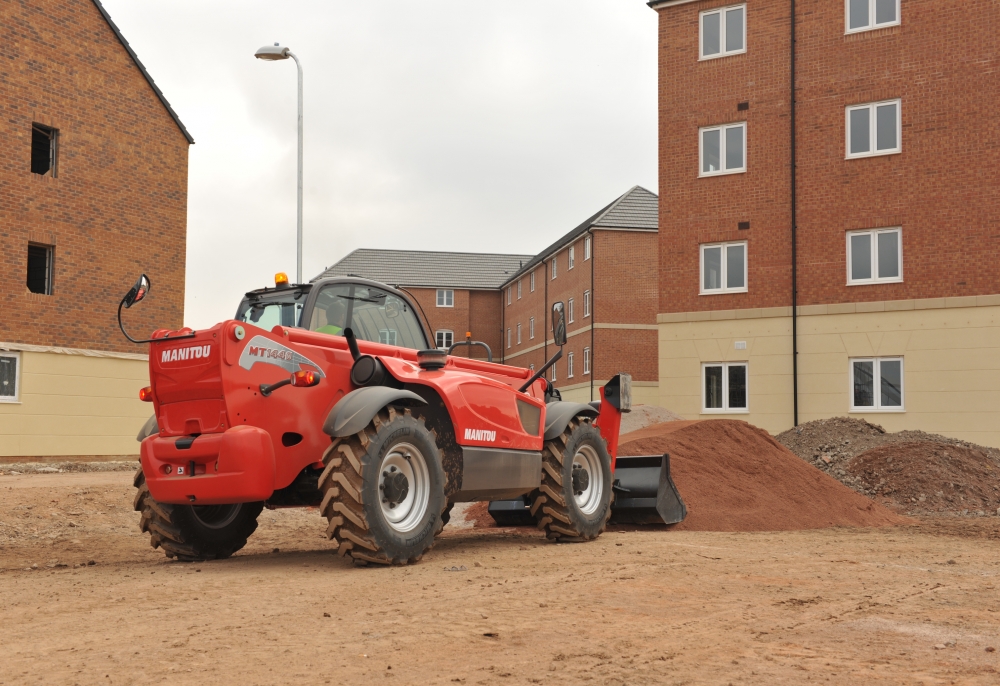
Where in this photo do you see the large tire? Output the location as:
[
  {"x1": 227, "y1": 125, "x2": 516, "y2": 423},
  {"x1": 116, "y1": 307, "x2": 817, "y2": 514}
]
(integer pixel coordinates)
[
  {"x1": 319, "y1": 406, "x2": 446, "y2": 566},
  {"x1": 133, "y1": 469, "x2": 264, "y2": 561},
  {"x1": 530, "y1": 417, "x2": 613, "y2": 541}
]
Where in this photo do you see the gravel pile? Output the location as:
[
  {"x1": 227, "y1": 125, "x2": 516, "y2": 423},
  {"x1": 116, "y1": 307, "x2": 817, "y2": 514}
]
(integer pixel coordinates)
[{"x1": 0, "y1": 461, "x2": 137, "y2": 476}]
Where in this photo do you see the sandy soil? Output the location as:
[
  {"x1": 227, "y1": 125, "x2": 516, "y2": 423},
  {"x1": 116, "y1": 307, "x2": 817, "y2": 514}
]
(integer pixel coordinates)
[{"x1": 2, "y1": 471, "x2": 999, "y2": 685}]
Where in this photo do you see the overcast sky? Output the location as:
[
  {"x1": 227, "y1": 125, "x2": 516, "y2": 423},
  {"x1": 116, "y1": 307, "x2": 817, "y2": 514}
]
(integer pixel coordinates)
[{"x1": 100, "y1": 0, "x2": 659, "y2": 329}]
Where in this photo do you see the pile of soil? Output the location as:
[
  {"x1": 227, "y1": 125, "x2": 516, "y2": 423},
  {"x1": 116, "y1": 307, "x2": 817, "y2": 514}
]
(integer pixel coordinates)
[
  {"x1": 620, "y1": 404, "x2": 684, "y2": 435},
  {"x1": 846, "y1": 442, "x2": 1000, "y2": 517},
  {"x1": 776, "y1": 417, "x2": 1000, "y2": 517},
  {"x1": 0, "y1": 461, "x2": 136, "y2": 476}
]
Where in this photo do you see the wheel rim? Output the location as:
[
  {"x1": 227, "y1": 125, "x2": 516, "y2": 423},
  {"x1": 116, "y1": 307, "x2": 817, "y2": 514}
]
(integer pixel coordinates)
[
  {"x1": 378, "y1": 442, "x2": 430, "y2": 534},
  {"x1": 191, "y1": 503, "x2": 242, "y2": 529},
  {"x1": 571, "y1": 444, "x2": 604, "y2": 516}
]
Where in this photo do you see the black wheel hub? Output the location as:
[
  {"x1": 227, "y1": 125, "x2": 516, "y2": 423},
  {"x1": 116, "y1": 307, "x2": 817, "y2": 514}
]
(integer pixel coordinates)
[
  {"x1": 572, "y1": 464, "x2": 590, "y2": 496},
  {"x1": 381, "y1": 467, "x2": 409, "y2": 508}
]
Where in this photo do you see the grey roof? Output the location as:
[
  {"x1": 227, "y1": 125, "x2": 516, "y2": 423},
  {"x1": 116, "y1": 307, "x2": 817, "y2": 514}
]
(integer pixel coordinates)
[
  {"x1": 501, "y1": 185, "x2": 658, "y2": 286},
  {"x1": 313, "y1": 249, "x2": 535, "y2": 290},
  {"x1": 90, "y1": 0, "x2": 195, "y2": 144}
]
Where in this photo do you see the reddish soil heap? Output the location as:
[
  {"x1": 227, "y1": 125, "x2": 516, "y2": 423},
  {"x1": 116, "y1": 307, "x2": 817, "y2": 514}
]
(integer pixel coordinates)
[
  {"x1": 847, "y1": 442, "x2": 1000, "y2": 517},
  {"x1": 616, "y1": 420, "x2": 908, "y2": 531}
]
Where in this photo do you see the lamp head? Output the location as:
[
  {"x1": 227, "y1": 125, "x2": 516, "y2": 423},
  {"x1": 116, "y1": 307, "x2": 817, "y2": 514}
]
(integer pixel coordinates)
[{"x1": 255, "y1": 43, "x2": 290, "y2": 61}]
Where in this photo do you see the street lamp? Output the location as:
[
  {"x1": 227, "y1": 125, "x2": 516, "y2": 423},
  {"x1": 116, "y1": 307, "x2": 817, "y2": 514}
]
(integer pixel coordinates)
[{"x1": 255, "y1": 42, "x2": 304, "y2": 284}]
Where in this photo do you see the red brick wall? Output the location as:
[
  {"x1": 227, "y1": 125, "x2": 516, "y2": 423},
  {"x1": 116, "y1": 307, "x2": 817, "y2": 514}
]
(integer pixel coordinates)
[
  {"x1": 656, "y1": 0, "x2": 1000, "y2": 314},
  {"x1": 0, "y1": 0, "x2": 190, "y2": 354}
]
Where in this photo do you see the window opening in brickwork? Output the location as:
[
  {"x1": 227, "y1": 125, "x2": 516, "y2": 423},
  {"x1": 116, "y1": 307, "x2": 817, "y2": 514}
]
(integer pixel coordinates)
[
  {"x1": 436, "y1": 289, "x2": 454, "y2": 307},
  {"x1": 507, "y1": 328, "x2": 511, "y2": 349},
  {"x1": 847, "y1": 228, "x2": 902, "y2": 285},
  {"x1": 700, "y1": 241, "x2": 747, "y2": 294},
  {"x1": 507, "y1": 287, "x2": 511, "y2": 305},
  {"x1": 568, "y1": 246, "x2": 575, "y2": 270},
  {"x1": 435, "y1": 330, "x2": 454, "y2": 350},
  {"x1": 846, "y1": 100, "x2": 900, "y2": 158},
  {"x1": 700, "y1": 4, "x2": 746, "y2": 60},
  {"x1": 567, "y1": 352, "x2": 575, "y2": 379},
  {"x1": 846, "y1": 0, "x2": 898, "y2": 33},
  {"x1": 551, "y1": 361, "x2": 557, "y2": 383},
  {"x1": 583, "y1": 348, "x2": 590, "y2": 375},
  {"x1": 851, "y1": 357, "x2": 904, "y2": 411},
  {"x1": 583, "y1": 290, "x2": 591, "y2": 317},
  {"x1": 703, "y1": 362, "x2": 748, "y2": 413},
  {"x1": 517, "y1": 323, "x2": 522, "y2": 345},
  {"x1": 0, "y1": 352, "x2": 21, "y2": 403},
  {"x1": 700, "y1": 122, "x2": 745, "y2": 176},
  {"x1": 551, "y1": 257, "x2": 557, "y2": 279},
  {"x1": 27, "y1": 243, "x2": 54, "y2": 295},
  {"x1": 529, "y1": 317, "x2": 535, "y2": 339},
  {"x1": 530, "y1": 271, "x2": 535, "y2": 292},
  {"x1": 584, "y1": 237, "x2": 591, "y2": 260},
  {"x1": 568, "y1": 298, "x2": 575, "y2": 324},
  {"x1": 517, "y1": 280, "x2": 522, "y2": 299},
  {"x1": 31, "y1": 123, "x2": 58, "y2": 177}
]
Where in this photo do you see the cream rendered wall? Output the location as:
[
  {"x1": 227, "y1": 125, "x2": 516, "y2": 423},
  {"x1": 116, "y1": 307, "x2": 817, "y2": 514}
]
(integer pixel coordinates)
[
  {"x1": 658, "y1": 299, "x2": 1000, "y2": 448},
  {"x1": 0, "y1": 351, "x2": 151, "y2": 459}
]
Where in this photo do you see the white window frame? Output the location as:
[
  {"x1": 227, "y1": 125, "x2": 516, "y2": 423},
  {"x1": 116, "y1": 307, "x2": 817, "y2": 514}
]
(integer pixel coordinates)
[
  {"x1": 700, "y1": 241, "x2": 748, "y2": 295},
  {"x1": 567, "y1": 352, "x2": 575, "y2": 379},
  {"x1": 583, "y1": 290, "x2": 591, "y2": 317},
  {"x1": 551, "y1": 257, "x2": 557, "y2": 279},
  {"x1": 699, "y1": 122, "x2": 746, "y2": 177},
  {"x1": 517, "y1": 279, "x2": 522, "y2": 300},
  {"x1": 379, "y1": 329, "x2": 398, "y2": 346},
  {"x1": 699, "y1": 4, "x2": 747, "y2": 60},
  {"x1": 0, "y1": 351, "x2": 22, "y2": 403},
  {"x1": 568, "y1": 246, "x2": 575, "y2": 270},
  {"x1": 506, "y1": 286, "x2": 511, "y2": 305},
  {"x1": 568, "y1": 298, "x2": 575, "y2": 324},
  {"x1": 436, "y1": 289, "x2": 454, "y2": 308},
  {"x1": 845, "y1": 0, "x2": 900, "y2": 34},
  {"x1": 583, "y1": 347, "x2": 590, "y2": 375},
  {"x1": 530, "y1": 271, "x2": 535, "y2": 292},
  {"x1": 846, "y1": 100, "x2": 901, "y2": 159},
  {"x1": 529, "y1": 317, "x2": 535, "y2": 340},
  {"x1": 506, "y1": 328, "x2": 511, "y2": 349},
  {"x1": 850, "y1": 357, "x2": 905, "y2": 412},
  {"x1": 846, "y1": 227, "x2": 903, "y2": 285},
  {"x1": 516, "y1": 323, "x2": 522, "y2": 345},
  {"x1": 435, "y1": 330, "x2": 453, "y2": 350},
  {"x1": 551, "y1": 361, "x2": 557, "y2": 382},
  {"x1": 584, "y1": 236, "x2": 591, "y2": 260},
  {"x1": 701, "y1": 362, "x2": 749, "y2": 414}
]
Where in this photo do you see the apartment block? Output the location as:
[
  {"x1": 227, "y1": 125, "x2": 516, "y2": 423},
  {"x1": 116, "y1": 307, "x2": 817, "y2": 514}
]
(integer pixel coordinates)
[{"x1": 650, "y1": 0, "x2": 1000, "y2": 446}]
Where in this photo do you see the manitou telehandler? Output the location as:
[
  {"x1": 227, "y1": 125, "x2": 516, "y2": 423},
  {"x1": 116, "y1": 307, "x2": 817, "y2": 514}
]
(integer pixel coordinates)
[{"x1": 121, "y1": 273, "x2": 685, "y2": 565}]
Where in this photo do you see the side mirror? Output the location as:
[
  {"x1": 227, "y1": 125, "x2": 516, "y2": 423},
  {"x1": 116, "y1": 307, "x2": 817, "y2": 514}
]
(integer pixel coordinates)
[
  {"x1": 551, "y1": 301, "x2": 567, "y2": 347},
  {"x1": 122, "y1": 274, "x2": 151, "y2": 309}
]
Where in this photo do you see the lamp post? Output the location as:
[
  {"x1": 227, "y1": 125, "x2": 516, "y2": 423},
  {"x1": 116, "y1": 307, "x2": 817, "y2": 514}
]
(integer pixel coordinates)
[{"x1": 255, "y1": 43, "x2": 304, "y2": 284}]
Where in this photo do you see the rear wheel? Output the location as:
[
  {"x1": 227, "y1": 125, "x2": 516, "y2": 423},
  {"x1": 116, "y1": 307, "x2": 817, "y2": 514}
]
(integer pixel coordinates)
[
  {"x1": 133, "y1": 469, "x2": 264, "y2": 561},
  {"x1": 531, "y1": 418, "x2": 613, "y2": 541},
  {"x1": 319, "y1": 406, "x2": 447, "y2": 565}
]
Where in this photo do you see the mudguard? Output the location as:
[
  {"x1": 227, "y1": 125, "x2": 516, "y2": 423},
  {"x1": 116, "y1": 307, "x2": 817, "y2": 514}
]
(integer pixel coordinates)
[
  {"x1": 543, "y1": 401, "x2": 599, "y2": 441},
  {"x1": 323, "y1": 386, "x2": 427, "y2": 438},
  {"x1": 137, "y1": 414, "x2": 159, "y2": 442}
]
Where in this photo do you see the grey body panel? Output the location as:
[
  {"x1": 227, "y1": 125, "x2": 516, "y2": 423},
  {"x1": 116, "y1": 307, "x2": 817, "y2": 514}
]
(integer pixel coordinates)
[
  {"x1": 542, "y1": 401, "x2": 598, "y2": 441},
  {"x1": 137, "y1": 415, "x2": 158, "y2": 442},
  {"x1": 451, "y1": 447, "x2": 542, "y2": 502},
  {"x1": 323, "y1": 387, "x2": 426, "y2": 437}
]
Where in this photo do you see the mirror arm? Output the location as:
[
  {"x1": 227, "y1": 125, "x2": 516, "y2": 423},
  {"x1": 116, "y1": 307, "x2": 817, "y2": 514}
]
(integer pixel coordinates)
[
  {"x1": 518, "y1": 346, "x2": 563, "y2": 394},
  {"x1": 117, "y1": 298, "x2": 197, "y2": 345}
]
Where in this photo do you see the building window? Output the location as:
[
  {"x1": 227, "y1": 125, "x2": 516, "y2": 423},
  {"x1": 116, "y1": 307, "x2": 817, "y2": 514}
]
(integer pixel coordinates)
[
  {"x1": 583, "y1": 290, "x2": 591, "y2": 317},
  {"x1": 529, "y1": 364, "x2": 535, "y2": 372},
  {"x1": 517, "y1": 279, "x2": 522, "y2": 300},
  {"x1": 584, "y1": 236, "x2": 591, "y2": 260},
  {"x1": 700, "y1": 4, "x2": 746, "y2": 60},
  {"x1": 435, "y1": 330, "x2": 453, "y2": 350},
  {"x1": 0, "y1": 352, "x2": 21, "y2": 403},
  {"x1": 700, "y1": 122, "x2": 746, "y2": 176},
  {"x1": 703, "y1": 362, "x2": 748, "y2": 413},
  {"x1": 529, "y1": 317, "x2": 535, "y2": 339},
  {"x1": 846, "y1": 100, "x2": 900, "y2": 158},
  {"x1": 848, "y1": 228, "x2": 902, "y2": 285},
  {"x1": 516, "y1": 323, "x2": 522, "y2": 345},
  {"x1": 568, "y1": 246, "x2": 575, "y2": 270},
  {"x1": 851, "y1": 357, "x2": 904, "y2": 411},
  {"x1": 27, "y1": 243, "x2": 54, "y2": 295},
  {"x1": 551, "y1": 362, "x2": 557, "y2": 383},
  {"x1": 31, "y1": 123, "x2": 58, "y2": 177},
  {"x1": 583, "y1": 347, "x2": 590, "y2": 375},
  {"x1": 530, "y1": 271, "x2": 535, "y2": 292},
  {"x1": 507, "y1": 287, "x2": 511, "y2": 305},
  {"x1": 567, "y1": 352, "x2": 575, "y2": 379},
  {"x1": 436, "y1": 289, "x2": 454, "y2": 307},
  {"x1": 379, "y1": 329, "x2": 398, "y2": 346},
  {"x1": 568, "y1": 298, "x2": 575, "y2": 324},
  {"x1": 846, "y1": 0, "x2": 899, "y2": 33},
  {"x1": 551, "y1": 257, "x2": 557, "y2": 279},
  {"x1": 507, "y1": 328, "x2": 511, "y2": 349},
  {"x1": 700, "y1": 241, "x2": 747, "y2": 294}
]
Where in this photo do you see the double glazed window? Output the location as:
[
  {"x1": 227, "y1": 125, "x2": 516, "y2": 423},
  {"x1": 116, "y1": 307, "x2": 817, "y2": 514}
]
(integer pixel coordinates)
[
  {"x1": 568, "y1": 246, "x2": 575, "y2": 270},
  {"x1": 529, "y1": 317, "x2": 535, "y2": 339},
  {"x1": 583, "y1": 290, "x2": 591, "y2": 317},
  {"x1": 703, "y1": 362, "x2": 748, "y2": 413},
  {"x1": 584, "y1": 237, "x2": 591, "y2": 260},
  {"x1": 848, "y1": 228, "x2": 902, "y2": 284},
  {"x1": 435, "y1": 330, "x2": 453, "y2": 350},
  {"x1": 517, "y1": 280, "x2": 522, "y2": 299},
  {"x1": 530, "y1": 271, "x2": 536, "y2": 292},
  {"x1": 701, "y1": 241, "x2": 747, "y2": 294},
  {"x1": 436, "y1": 289, "x2": 454, "y2": 307},
  {"x1": 567, "y1": 352, "x2": 575, "y2": 379},
  {"x1": 847, "y1": 100, "x2": 900, "y2": 158},
  {"x1": 846, "y1": 0, "x2": 899, "y2": 33},
  {"x1": 516, "y1": 323, "x2": 522, "y2": 345},
  {"x1": 551, "y1": 258, "x2": 557, "y2": 279},
  {"x1": 568, "y1": 298, "x2": 575, "y2": 324},
  {"x1": 700, "y1": 123, "x2": 746, "y2": 176},
  {"x1": 851, "y1": 357, "x2": 903, "y2": 411},
  {"x1": 583, "y1": 347, "x2": 591, "y2": 375},
  {"x1": 0, "y1": 352, "x2": 20, "y2": 403},
  {"x1": 700, "y1": 5, "x2": 746, "y2": 60}
]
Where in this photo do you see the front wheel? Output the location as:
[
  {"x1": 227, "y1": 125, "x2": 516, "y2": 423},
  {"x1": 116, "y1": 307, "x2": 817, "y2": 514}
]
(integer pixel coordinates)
[{"x1": 531, "y1": 418, "x2": 613, "y2": 541}]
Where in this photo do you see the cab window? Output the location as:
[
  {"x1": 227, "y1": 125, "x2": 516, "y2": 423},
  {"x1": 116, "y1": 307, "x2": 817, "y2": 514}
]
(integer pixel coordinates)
[
  {"x1": 238, "y1": 300, "x2": 303, "y2": 329},
  {"x1": 309, "y1": 283, "x2": 427, "y2": 349}
]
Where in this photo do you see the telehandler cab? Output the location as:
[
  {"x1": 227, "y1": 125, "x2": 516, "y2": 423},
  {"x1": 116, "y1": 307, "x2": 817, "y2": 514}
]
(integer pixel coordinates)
[{"x1": 121, "y1": 273, "x2": 685, "y2": 565}]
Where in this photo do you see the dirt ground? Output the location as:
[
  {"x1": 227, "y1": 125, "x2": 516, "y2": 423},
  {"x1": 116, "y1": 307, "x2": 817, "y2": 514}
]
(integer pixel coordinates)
[{"x1": 2, "y1": 472, "x2": 999, "y2": 685}]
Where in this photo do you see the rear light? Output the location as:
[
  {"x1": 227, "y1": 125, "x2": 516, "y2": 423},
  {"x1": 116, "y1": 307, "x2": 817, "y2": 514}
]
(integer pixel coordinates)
[
  {"x1": 139, "y1": 386, "x2": 154, "y2": 402},
  {"x1": 291, "y1": 370, "x2": 320, "y2": 387}
]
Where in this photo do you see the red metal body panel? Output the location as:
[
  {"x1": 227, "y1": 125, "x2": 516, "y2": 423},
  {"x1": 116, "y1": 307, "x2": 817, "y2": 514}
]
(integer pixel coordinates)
[{"x1": 593, "y1": 385, "x2": 623, "y2": 471}]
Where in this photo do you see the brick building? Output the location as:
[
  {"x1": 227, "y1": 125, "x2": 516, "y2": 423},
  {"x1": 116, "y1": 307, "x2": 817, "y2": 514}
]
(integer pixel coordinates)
[
  {"x1": 650, "y1": 0, "x2": 1000, "y2": 446},
  {"x1": 318, "y1": 186, "x2": 660, "y2": 404},
  {"x1": 0, "y1": 0, "x2": 191, "y2": 459}
]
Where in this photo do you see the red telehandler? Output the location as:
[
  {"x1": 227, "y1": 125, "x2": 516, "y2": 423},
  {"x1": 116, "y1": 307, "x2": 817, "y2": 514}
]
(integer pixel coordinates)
[{"x1": 121, "y1": 273, "x2": 685, "y2": 565}]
